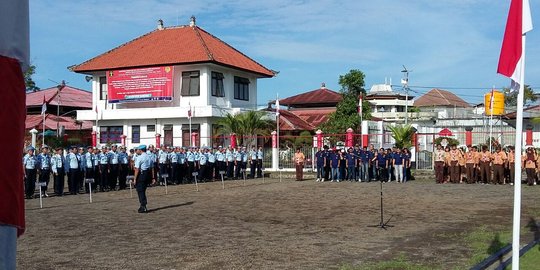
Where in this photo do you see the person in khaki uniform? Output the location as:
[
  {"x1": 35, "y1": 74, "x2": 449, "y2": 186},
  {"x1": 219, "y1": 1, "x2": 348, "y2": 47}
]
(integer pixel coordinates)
[
  {"x1": 478, "y1": 145, "x2": 492, "y2": 184},
  {"x1": 491, "y1": 146, "x2": 507, "y2": 184},
  {"x1": 465, "y1": 145, "x2": 478, "y2": 184},
  {"x1": 523, "y1": 147, "x2": 537, "y2": 186},
  {"x1": 458, "y1": 147, "x2": 467, "y2": 183},
  {"x1": 506, "y1": 146, "x2": 515, "y2": 185},
  {"x1": 447, "y1": 145, "x2": 462, "y2": 183},
  {"x1": 434, "y1": 144, "x2": 446, "y2": 184}
]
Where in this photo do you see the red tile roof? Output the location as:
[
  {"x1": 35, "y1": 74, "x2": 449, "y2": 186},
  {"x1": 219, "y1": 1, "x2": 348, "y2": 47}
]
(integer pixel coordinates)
[
  {"x1": 26, "y1": 85, "x2": 92, "y2": 108},
  {"x1": 26, "y1": 114, "x2": 93, "y2": 131},
  {"x1": 278, "y1": 87, "x2": 342, "y2": 108},
  {"x1": 413, "y1": 88, "x2": 470, "y2": 108},
  {"x1": 70, "y1": 25, "x2": 274, "y2": 77}
]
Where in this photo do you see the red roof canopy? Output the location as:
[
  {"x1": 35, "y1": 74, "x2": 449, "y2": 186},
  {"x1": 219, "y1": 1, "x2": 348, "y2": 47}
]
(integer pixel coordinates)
[
  {"x1": 26, "y1": 114, "x2": 92, "y2": 131},
  {"x1": 26, "y1": 85, "x2": 92, "y2": 108},
  {"x1": 278, "y1": 87, "x2": 342, "y2": 108},
  {"x1": 70, "y1": 25, "x2": 274, "y2": 77}
]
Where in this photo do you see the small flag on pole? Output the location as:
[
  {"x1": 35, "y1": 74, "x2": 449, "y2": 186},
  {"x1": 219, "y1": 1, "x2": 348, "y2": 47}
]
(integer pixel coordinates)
[
  {"x1": 358, "y1": 95, "x2": 363, "y2": 116},
  {"x1": 41, "y1": 95, "x2": 47, "y2": 115},
  {"x1": 187, "y1": 102, "x2": 192, "y2": 119},
  {"x1": 497, "y1": 0, "x2": 533, "y2": 89}
]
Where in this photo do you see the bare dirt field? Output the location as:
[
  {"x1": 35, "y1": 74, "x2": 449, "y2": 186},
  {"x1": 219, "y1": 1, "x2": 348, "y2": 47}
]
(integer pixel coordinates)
[{"x1": 17, "y1": 176, "x2": 540, "y2": 270}]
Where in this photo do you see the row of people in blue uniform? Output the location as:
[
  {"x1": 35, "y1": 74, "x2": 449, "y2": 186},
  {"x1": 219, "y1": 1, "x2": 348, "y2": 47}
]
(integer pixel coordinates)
[
  {"x1": 22, "y1": 143, "x2": 266, "y2": 198},
  {"x1": 314, "y1": 145, "x2": 412, "y2": 183},
  {"x1": 23, "y1": 144, "x2": 132, "y2": 199},
  {"x1": 153, "y1": 145, "x2": 265, "y2": 184}
]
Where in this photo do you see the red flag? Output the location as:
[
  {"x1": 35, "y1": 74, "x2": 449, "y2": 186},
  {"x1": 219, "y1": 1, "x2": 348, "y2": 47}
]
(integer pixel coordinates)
[
  {"x1": 0, "y1": 0, "x2": 28, "y2": 237},
  {"x1": 497, "y1": 0, "x2": 533, "y2": 87}
]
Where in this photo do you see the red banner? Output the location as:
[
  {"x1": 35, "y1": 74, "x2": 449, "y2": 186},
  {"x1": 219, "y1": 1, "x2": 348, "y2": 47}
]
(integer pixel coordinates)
[{"x1": 107, "y1": 66, "x2": 174, "y2": 103}]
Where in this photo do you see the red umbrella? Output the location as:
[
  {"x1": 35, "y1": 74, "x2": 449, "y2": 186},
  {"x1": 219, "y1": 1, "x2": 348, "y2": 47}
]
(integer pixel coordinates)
[{"x1": 438, "y1": 128, "x2": 453, "y2": 137}]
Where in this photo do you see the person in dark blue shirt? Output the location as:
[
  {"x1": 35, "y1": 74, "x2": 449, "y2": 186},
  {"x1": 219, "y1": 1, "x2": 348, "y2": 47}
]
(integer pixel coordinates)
[
  {"x1": 329, "y1": 149, "x2": 339, "y2": 181},
  {"x1": 315, "y1": 149, "x2": 324, "y2": 182},
  {"x1": 376, "y1": 148, "x2": 388, "y2": 182},
  {"x1": 360, "y1": 147, "x2": 370, "y2": 182},
  {"x1": 338, "y1": 150, "x2": 346, "y2": 182},
  {"x1": 402, "y1": 148, "x2": 412, "y2": 182},
  {"x1": 346, "y1": 148, "x2": 356, "y2": 181},
  {"x1": 393, "y1": 148, "x2": 405, "y2": 183},
  {"x1": 387, "y1": 148, "x2": 395, "y2": 181},
  {"x1": 323, "y1": 145, "x2": 331, "y2": 181}
]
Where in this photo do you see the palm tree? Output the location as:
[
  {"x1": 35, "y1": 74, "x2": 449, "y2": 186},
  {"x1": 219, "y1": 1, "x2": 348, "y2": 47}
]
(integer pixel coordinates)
[
  {"x1": 216, "y1": 111, "x2": 274, "y2": 146},
  {"x1": 387, "y1": 124, "x2": 414, "y2": 149}
]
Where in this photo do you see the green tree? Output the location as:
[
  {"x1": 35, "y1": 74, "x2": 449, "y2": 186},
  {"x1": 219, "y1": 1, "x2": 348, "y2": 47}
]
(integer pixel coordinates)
[
  {"x1": 504, "y1": 85, "x2": 536, "y2": 106},
  {"x1": 24, "y1": 65, "x2": 40, "y2": 92},
  {"x1": 216, "y1": 111, "x2": 274, "y2": 146},
  {"x1": 387, "y1": 124, "x2": 415, "y2": 149},
  {"x1": 338, "y1": 69, "x2": 366, "y2": 96},
  {"x1": 294, "y1": 130, "x2": 312, "y2": 148},
  {"x1": 319, "y1": 69, "x2": 371, "y2": 134}
]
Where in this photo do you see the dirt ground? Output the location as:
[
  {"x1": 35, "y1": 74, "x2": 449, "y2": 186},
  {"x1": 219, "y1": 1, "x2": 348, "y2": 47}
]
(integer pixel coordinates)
[{"x1": 17, "y1": 176, "x2": 540, "y2": 270}]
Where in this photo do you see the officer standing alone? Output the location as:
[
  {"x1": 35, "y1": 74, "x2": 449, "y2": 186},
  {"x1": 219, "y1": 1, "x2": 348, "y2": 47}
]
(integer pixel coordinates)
[{"x1": 133, "y1": 145, "x2": 155, "y2": 213}]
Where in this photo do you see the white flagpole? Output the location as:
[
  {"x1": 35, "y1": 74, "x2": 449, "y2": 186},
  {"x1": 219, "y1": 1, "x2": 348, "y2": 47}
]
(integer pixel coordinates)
[
  {"x1": 511, "y1": 32, "x2": 527, "y2": 270},
  {"x1": 189, "y1": 102, "x2": 193, "y2": 147},
  {"x1": 276, "y1": 94, "x2": 280, "y2": 172},
  {"x1": 42, "y1": 113, "x2": 45, "y2": 146},
  {"x1": 489, "y1": 89, "x2": 494, "y2": 152}
]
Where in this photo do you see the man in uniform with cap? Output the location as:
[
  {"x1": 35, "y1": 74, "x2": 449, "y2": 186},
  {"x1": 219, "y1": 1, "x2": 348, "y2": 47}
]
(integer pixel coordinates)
[
  {"x1": 65, "y1": 146, "x2": 80, "y2": 195},
  {"x1": 23, "y1": 146, "x2": 38, "y2": 199},
  {"x1": 51, "y1": 147, "x2": 65, "y2": 196},
  {"x1": 133, "y1": 145, "x2": 155, "y2": 213},
  {"x1": 108, "y1": 145, "x2": 120, "y2": 190},
  {"x1": 98, "y1": 146, "x2": 109, "y2": 191},
  {"x1": 83, "y1": 146, "x2": 95, "y2": 193},
  {"x1": 226, "y1": 146, "x2": 234, "y2": 179},
  {"x1": 215, "y1": 146, "x2": 225, "y2": 180},
  {"x1": 157, "y1": 146, "x2": 170, "y2": 185},
  {"x1": 118, "y1": 146, "x2": 129, "y2": 190},
  {"x1": 37, "y1": 145, "x2": 51, "y2": 197}
]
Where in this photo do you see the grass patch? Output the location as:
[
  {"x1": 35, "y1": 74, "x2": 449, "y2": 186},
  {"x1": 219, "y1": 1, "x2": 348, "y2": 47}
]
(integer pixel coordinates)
[
  {"x1": 340, "y1": 254, "x2": 436, "y2": 270},
  {"x1": 506, "y1": 244, "x2": 540, "y2": 269},
  {"x1": 465, "y1": 225, "x2": 512, "y2": 266}
]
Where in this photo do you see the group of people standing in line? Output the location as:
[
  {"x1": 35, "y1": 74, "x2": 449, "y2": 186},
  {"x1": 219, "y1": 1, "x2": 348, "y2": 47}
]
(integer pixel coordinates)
[
  {"x1": 293, "y1": 144, "x2": 413, "y2": 182},
  {"x1": 433, "y1": 143, "x2": 540, "y2": 186},
  {"x1": 22, "y1": 144, "x2": 265, "y2": 212}
]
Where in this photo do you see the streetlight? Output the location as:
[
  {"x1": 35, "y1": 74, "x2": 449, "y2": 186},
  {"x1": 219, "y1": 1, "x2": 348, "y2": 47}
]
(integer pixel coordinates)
[{"x1": 401, "y1": 65, "x2": 412, "y2": 125}]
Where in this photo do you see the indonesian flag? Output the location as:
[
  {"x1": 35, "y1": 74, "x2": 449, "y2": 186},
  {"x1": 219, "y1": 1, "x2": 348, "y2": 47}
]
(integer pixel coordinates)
[
  {"x1": 41, "y1": 95, "x2": 47, "y2": 115},
  {"x1": 358, "y1": 95, "x2": 363, "y2": 115},
  {"x1": 0, "y1": 0, "x2": 29, "y2": 237},
  {"x1": 497, "y1": 0, "x2": 533, "y2": 89}
]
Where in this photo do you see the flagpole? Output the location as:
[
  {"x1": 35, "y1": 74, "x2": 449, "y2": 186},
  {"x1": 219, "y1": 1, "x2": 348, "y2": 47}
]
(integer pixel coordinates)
[
  {"x1": 42, "y1": 113, "x2": 45, "y2": 146},
  {"x1": 511, "y1": 32, "x2": 527, "y2": 270},
  {"x1": 489, "y1": 89, "x2": 494, "y2": 152},
  {"x1": 276, "y1": 94, "x2": 280, "y2": 172},
  {"x1": 189, "y1": 102, "x2": 192, "y2": 147}
]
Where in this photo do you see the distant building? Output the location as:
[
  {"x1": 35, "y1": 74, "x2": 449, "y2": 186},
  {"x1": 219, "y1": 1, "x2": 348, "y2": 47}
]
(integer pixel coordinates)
[
  {"x1": 25, "y1": 85, "x2": 93, "y2": 145},
  {"x1": 365, "y1": 83, "x2": 415, "y2": 123},
  {"x1": 271, "y1": 83, "x2": 341, "y2": 133},
  {"x1": 71, "y1": 17, "x2": 274, "y2": 148}
]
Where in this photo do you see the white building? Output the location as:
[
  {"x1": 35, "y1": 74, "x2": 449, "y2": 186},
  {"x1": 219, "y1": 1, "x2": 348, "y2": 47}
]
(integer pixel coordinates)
[
  {"x1": 71, "y1": 18, "x2": 274, "y2": 148},
  {"x1": 365, "y1": 83, "x2": 416, "y2": 122}
]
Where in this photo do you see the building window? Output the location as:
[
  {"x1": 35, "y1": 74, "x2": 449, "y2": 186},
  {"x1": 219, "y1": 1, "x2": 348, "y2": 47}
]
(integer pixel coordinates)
[
  {"x1": 211, "y1": 72, "x2": 225, "y2": 97},
  {"x1": 234, "y1": 76, "x2": 249, "y2": 101},
  {"x1": 181, "y1": 71, "x2": 200, "y2": 96},
  {"x1": 99, "y1": 76, "x2": 107, "y2": 100},
  {"x1": 100, "y1": 126, "x2": 123, "y2": 144},
  {"x1": 132, "y1": 125, "x2": 140, "y2": 143},
  {"x1": 147, "y1": 125, "x2": 155, "y2": 132}
]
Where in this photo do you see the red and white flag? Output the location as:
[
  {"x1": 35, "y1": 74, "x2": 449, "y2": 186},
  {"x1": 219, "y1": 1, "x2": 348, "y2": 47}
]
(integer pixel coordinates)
[
  {"x1": 358, "y1": 95, "x2": 363, "y2": 115},
  {"x1": 41, "y1": 95, "x2": 47, "y2": 115},
  {"x1": 497, "y1": 0, "x2": 533, "y2": 89},
  {"x1": 0, "y1": 0, "x2": 29, "y2": 237}
]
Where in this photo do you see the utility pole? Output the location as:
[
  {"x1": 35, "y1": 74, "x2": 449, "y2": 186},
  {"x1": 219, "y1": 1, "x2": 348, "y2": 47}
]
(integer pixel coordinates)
[{"x1": 401, "y1": 65, "x2": 412, "y2": 125}]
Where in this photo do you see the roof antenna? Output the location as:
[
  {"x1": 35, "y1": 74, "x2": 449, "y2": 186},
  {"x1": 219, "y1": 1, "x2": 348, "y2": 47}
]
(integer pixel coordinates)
[
  {"x1": 321, "y1": 82, "x2": 326, "y2": 89},
  {"x1": 157, "y1": 19, "x2": 164, "y2": 30},
  {"x1": 190, "y1": 16, "x2": 196, "y2": 27}
]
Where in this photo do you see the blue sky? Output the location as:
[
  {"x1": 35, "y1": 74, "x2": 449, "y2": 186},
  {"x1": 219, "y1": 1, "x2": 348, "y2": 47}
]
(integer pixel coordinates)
[{"x1": 30, "y1": 0, "x2": 540, "y2": 106}]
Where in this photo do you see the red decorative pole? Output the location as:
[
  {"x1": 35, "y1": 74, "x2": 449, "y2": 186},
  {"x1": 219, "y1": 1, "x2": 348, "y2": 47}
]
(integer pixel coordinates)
[
  {"x1": 316, "y1": 129, "x2": 323, "y2": 149},
  {"x1": 120, "y1": 134, "x2": 127, "y2": 146},
  {"x1": 230, "y1": 133, "x2": 237, "y2": 148},
  {"x1": 465, "y1": 127, "x2": 473, "y2": 146},
  {"x1": 191, "y1": 132, "x2": 198, "y2": 147},
  {"x1": 155, "y1": 133, "x2": 161, "y2": 148},
  {"x1": 91, "y1": 131, "x2": 97, "y2": 147},
  {"x1": 526, "y1": 125, "x2": 533, "y2": 146},
  {"x1": 345, "y1": 128, "x2": 353, "y2": 148}
]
